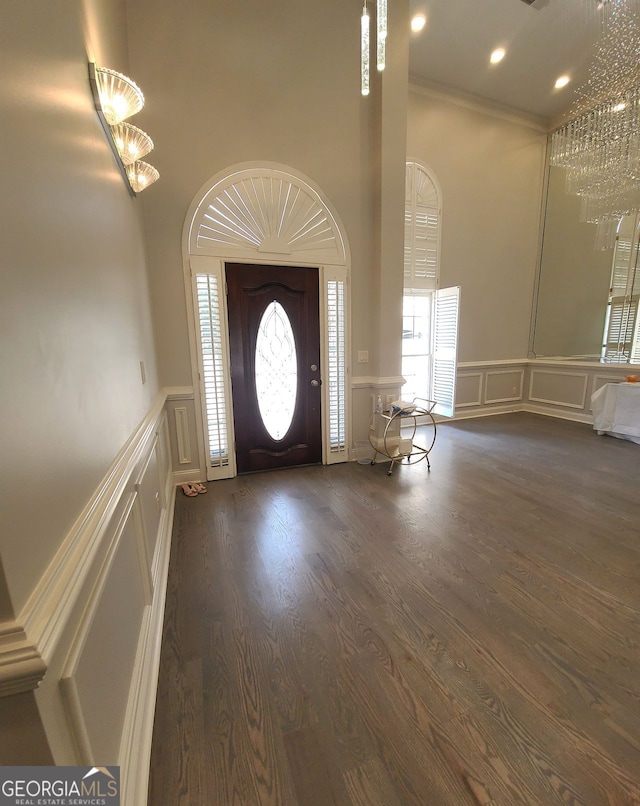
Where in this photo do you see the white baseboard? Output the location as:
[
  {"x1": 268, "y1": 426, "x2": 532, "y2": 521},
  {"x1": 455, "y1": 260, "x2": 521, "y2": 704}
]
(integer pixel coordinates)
[
  {"x1": 522, "y1": 403, "x2": 593, "y2": 424},
  {"x1": 450, "y1": 403, "x2": 522, "y2": 421},
  {"x1": 172, "y1": 468, "x2": 206, "y2": 485},
  {"x1": 450, "y1": 401, "x2": 593, "y2": 425}
]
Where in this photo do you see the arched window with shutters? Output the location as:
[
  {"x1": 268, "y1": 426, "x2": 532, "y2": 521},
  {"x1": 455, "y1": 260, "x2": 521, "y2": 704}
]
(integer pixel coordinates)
[{"x1": 403, "y1": 161, "x2": 459, "y2": 417}]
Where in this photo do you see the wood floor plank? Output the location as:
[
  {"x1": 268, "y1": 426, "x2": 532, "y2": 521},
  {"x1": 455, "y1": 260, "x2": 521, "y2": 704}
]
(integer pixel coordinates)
[{"x1": 148, "y1": 413, "x2": 640, "y2": 805}]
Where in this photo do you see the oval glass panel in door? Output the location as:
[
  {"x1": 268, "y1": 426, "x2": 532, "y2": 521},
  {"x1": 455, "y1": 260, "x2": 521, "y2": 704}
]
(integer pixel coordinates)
[{"x1": 255, "y1": 301, "x2": 298, "y2": 440}]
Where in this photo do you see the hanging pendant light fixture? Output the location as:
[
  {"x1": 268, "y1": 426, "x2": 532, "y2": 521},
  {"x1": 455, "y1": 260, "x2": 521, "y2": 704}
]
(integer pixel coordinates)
[
  {"x1": 361, "y1": 3, "x2": 370, "y2": 96},
  {"x1": 361, "y1": 0, "x2": 387, "y2": 96},
  {"x1": 377, "y1": 0, "x2": 387, "y2": 71}
]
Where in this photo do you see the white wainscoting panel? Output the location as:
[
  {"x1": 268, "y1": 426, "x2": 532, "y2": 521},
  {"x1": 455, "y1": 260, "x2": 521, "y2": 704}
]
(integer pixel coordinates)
[
  {"x1": 528, "y1": 369, "x2": 589, "y2": 409},
  {"x1": 592, "y1": 373, "x2": 630, "y2": 397},
  {"x1": 456, "y1": 373, "x2": 483, "y2": 408},
  {"x1": 60, "y1": 493, "x2": 147, "y2": 764},
  {"x1": 484, "y1": 369, "x2": 524, "y2": 404},
  {"x1": 174, "y1": 406, "x2": 192, "y2": 465},
  {"x1": 135, "y1": 436, "x2": 162, "y2": 583}
]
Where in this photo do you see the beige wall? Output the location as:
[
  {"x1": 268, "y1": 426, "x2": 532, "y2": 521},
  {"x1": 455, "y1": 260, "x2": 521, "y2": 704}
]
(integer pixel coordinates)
[
  {"x1": 534, "y1": 166, "x2": 611, "y2": 357},
  {"x1": 0, "y1": 692, "x2": 54, "y2": 765},
  {"x1": 125, "y1": 0, "x2": 391, "y2": 388},
  {"x1": 0, "y1": 0, "x2": 158, "y2": 613},
  {"x1": 407, "y1": 87, "x2": 547, "y2": 363}
]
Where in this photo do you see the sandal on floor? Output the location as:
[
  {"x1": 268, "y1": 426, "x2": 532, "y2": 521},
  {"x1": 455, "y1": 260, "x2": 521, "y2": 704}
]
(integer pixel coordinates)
[
  {"x1": 181, "y1": 483, "x2": 198, "y2": 497},
  {"x1": 192, "y1": 482, "x2": 207, "y2": 494}
]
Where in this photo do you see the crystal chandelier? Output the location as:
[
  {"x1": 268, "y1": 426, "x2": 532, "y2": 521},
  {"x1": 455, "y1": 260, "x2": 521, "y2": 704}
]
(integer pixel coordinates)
[{"x1": 550, "y1": 0, "x2": 640, "y2": 248}]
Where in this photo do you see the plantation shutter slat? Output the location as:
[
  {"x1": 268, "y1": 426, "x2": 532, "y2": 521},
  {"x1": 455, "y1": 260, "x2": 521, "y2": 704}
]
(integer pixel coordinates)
[
  {"x1": 605, "y1": 295, "x2": 639, "y2": 362},
  {"x1": 432, "y1": 286, "x2": 460, "y2": 418},
  {"x1": 195, "y1": 273, "x2": 231, "y2": 474},
  {"x1": 604, "y1": 219, "x2": 640, "y2": 362},
  {"x1": 404, "y1": 163, "x2": 438, "y2": 289},
  {"x1": 325, "y1": 272, "x2": 348, "y2": 461}
]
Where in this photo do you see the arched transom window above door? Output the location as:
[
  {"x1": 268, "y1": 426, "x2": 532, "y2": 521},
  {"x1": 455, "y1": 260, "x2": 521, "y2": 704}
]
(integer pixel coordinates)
[{"x1": 188, "y1": 164, "x2": 347, "y2": 265}]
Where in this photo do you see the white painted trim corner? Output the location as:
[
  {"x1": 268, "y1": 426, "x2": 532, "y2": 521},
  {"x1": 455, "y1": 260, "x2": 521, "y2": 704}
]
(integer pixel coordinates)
[{"x1": 0, "y1": 622, "x2": 46, "y2": 697}]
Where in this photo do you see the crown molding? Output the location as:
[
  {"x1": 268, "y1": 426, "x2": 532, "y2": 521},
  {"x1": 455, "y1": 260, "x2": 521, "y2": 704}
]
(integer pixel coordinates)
[{"x1": 409, "y1": 75, "x2": 551, "y2": 133}]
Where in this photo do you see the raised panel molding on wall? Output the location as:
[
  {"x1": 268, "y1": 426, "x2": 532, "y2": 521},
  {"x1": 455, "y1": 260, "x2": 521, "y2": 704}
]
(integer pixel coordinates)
[
  {"x1": 134, "y1": 436, "x2": 162, "y2": 600},
  {"x1": 60, "y1": 492, "x2": 147, "y2": 763},
  {"x1": 592, "y1": 373, "x2": 630, "y2": 396},
  {"x1": 174, "y1": 406, "x2": 191, "y2": 464},
  {"x1": 456, "y1": 373, "x2": 483, "y2": 408},
  {"x1": 529, "y1": 369, "x2": 588, "y2": 410},
  {"x1": 484, "y1": 369, "x2": 524, "y2": 404}
]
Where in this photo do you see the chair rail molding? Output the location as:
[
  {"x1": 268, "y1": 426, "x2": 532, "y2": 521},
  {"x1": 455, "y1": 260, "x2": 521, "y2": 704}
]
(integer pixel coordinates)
[
  {"x1": 20, "y1": 391, "x2": 169, "y2": 663},
  {"x1": 351, "y1": 375, "x2": 406, "y2": 389},
  {"x1": 0, "y1": 621, "x2": 46, "y2": 696}
]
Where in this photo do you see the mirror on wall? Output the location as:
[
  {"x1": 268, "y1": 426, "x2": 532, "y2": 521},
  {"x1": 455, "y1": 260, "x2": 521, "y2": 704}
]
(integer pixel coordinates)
[{"x1": 532, "y1": 163, "x2": 640, "y2": 363}]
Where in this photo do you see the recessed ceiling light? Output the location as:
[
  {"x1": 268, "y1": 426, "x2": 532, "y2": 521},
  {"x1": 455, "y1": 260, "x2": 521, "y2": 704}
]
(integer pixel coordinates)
[
  {"x1": 490, "y1": 48, "x2": 506, "y2": 64},
  {"x1": 411, "y1": 14, "x2": 426, "y2": 32},
  {"x1": 555, "y1": 75, "x2": 570, "y2": 89}
]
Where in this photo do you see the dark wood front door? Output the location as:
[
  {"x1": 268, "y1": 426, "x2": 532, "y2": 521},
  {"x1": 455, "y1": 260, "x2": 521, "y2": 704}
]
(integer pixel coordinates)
[{"x1": 227, "y1": 263, "x2": 322, "y2": 473}]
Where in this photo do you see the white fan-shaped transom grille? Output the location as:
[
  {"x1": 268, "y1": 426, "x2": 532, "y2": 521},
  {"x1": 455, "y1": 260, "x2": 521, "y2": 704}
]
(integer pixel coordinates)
[{"x1": 191, "y1": 169, "x2": 345, "y2": 263}]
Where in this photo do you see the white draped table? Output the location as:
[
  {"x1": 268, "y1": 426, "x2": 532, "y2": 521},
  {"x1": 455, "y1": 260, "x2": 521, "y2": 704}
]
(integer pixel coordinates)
[{"x1": 591, "y1": 382, "x2": 640, "y2": 444}]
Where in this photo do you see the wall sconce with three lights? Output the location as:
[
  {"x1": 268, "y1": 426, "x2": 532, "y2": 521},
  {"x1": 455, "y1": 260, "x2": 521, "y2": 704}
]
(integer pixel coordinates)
[{"x1": 89, "y1": 62, "x2": 159, "y2": 194}]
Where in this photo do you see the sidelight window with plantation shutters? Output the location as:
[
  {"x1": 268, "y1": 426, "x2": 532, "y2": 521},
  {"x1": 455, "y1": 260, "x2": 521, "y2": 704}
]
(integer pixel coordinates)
[
  {"x1": 325, "y1": 272, "x2": 348, "y2": 460},
  {"x1": 195, "y1": 271, "x2": 232, "y2": 478}
]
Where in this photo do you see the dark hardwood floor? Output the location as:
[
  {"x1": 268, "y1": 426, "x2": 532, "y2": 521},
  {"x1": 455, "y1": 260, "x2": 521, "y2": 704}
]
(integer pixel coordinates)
[{"x1": 148, "y1": 413, "x2": 640, "y2": 805}]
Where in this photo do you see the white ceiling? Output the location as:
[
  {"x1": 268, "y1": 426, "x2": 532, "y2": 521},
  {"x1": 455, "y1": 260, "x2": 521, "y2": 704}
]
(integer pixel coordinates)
[{"x1": 408, "y1": 0, "x2": 606, "y2": 127}]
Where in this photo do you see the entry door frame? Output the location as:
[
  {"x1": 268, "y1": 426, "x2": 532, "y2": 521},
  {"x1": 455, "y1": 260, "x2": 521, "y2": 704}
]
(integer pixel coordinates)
[
  {"x1": 182, "y1": 161, "x2": 351, "y2": 481},
  {"x1": 226, "y1": 261, "x2": 323, "y2": 473},
  {"x1": 189, "y1": 255, "x2": 348, "y2": 480}
]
